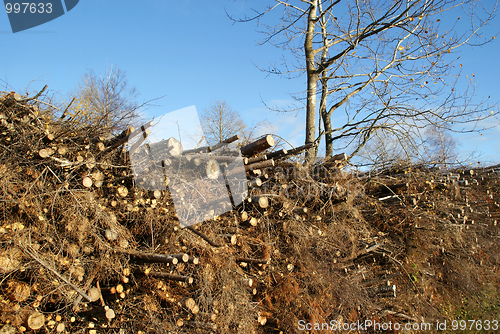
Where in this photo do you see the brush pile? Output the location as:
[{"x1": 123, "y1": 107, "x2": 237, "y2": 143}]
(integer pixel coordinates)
[{"x1": 1, "y1": 88, "x2": 499, "y2": 333}]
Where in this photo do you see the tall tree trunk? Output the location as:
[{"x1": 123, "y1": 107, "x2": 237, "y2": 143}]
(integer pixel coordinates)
[
  {"x1": 323, "y1": 112, "x2": 333, "y2": 158},
  {"x1": 304, "y1": 1, "x2": 318, "y2": 165}
]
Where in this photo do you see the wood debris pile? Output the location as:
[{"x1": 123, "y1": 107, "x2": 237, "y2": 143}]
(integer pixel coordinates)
[{"x1": 1, "y1": 88, "x2": 499, "y2": 333}]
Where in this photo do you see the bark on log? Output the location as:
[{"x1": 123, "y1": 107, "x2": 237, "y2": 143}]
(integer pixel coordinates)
[
  {"x1": 266, "y1": 149, "x2": 288, "y2": 160},
  {"x1": 247, "y1": 155, "x2": 267, "y2": 164},
  {"x1": 183, "y1": 134, "x2": 240, "y2": 155},
  {"x1": 248, "y1": 178, "x2": 262, "y2": 188},
  {"x1": 102, "y1": 126, "x2": 135, "y2": 153},
  {"x1": 240, "y1": 135, "x2": 274, "y2": 156},
  {"x1": 1, "y1": 92, "x2": 22, "y2": 107},
  {"x1": 171, "y1": 253, "x2": 189, "y2": 263},
  {"x1": 277, "y1": 143, "x2": 314, "y2": 159},
  {"x1": 129, "y1": 253, "x2": 179, "y2": 265},
  {"x1": 249, "y1": 196, "x2": 269, "y2": 209},
  {"x1": 293, "y1": 207, "x2": 308, "y2": 214},
  {"x1": 185, "y1": 226, "x2": 221, "y2": 247},
  {"x1": 245, "y1": 159, "x2": 274, "y2": 171},
  {"x1": 128, "y1": 128, "x2": 152, "y2": 154},
  {"x1": 324, "y1": 153, "x2": 347, "y2": 166},
  {"x1": 241, "y1": 217, "x2": 258, "y2": 227}
]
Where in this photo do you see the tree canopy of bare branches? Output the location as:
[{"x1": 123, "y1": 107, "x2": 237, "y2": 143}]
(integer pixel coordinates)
[
  {"x1": 200, "y1": 99, "x2": 247, "y2": 145},
  {"x1": 68, "y1": 66, "x2": 143, "y2": 135},
  {"x1": 231, "y1": 0, "x2": 499, "y2": 164}
]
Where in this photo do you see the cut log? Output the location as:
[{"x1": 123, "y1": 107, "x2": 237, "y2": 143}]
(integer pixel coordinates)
[
  {"x1": 117, "y1": 186, "x2": 128, "y2": 197},
  {"x1": 197, "y1": 312, "x2": 217, "y2": 322},
  {"x1": 221, "y1": 234, "x2": 237, "y2": 245},
  {"x1": 293, "y1": 207, "x2": 308, "y2": 214},
  {"x1": 240, "y1": 135, "x2": 274, "y2": 156},
  {"x1": 247, "y1": 155, "x2": 267, "y2": 164},
  {"x1": 183, "y1": 134, "x2": 240, "y2": 155},
  {"x1": 171, "y1": 253, "x2": 189, "y2": 263},
  {"x1": 277, "y1": 143, "x2": 314, "y2": 159},
  {"x1": 128, "y1": 128, "x2": 152, "y2": 154},
  {"x1": 82, "y1": 177, "x2": 93, "y2": 188},
  {"x1": 183, "y1": 297, "x2": 196, "y2": 311},
  {"x1": 105, "y1": 308, "x2": 116, "y2": 321},
  {"x1": 1, "y1": 92, "x2": 22, "y2": 107},
  {"x1": 248, "y1": 178, "x2": 262, "y2": 188},
  {"x1": 266, "y1": 149, "x2": 288, "y2": 160},
  {"x1": 87, "y1": 287, "x2": 101, "y2": 302},
  {"x1": 258, "y1": 315, "x2": 267, "y2": 326},
  {"x1": 105, "y1": 229, "x2": 118, "y2": 241},
  {"x1": 153, "y1": 190, "x2": 162, "y2": 199},
  {"x1": 241, "y1": 217, "x2": 258, "y2": 227},
  {"x1": 205, "y1": 158, "x2": 220, "y2": 180},
  {"x1": 129, "y1": 253, "x2": 178, "y2": 265},
  {"x1": 240, "y1": 211, "x2": 248, "y2": 221},
  {"x1": 43, "y1": 133, "x2": 55, "y2": 143},
  {"x1": 57, "y1": 146, "x2": 67, "y2": 155},
  {"x1": 250, "y1": 196, "x2": 269, "y2": 209},
  {"x1": 39, "y1": 148, "x2": 54, "y2": 158},
  {"x1": 166, "y1": 137, "x2": 183, "y2": 157},
  {"x1": 27, "y1": 312, "x2": 45, "y2": 330},
  {"x1": 245, "y1": 159, "x2": 274, "y2": 171}
]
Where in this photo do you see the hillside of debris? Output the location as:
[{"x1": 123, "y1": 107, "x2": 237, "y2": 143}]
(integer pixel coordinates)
[{"x1": 0, "y1": 88, "x2": 499, "y2": 334}]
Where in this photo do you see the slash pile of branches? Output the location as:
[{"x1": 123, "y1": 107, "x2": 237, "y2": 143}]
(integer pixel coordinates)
[{"x1": 1, "y1": 87, "x2": 499, "y2": 333}]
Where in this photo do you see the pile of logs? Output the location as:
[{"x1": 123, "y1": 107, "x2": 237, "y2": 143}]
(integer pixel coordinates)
[{"x1": 2, "y1": 87, "x2": 500, "y2": 334}]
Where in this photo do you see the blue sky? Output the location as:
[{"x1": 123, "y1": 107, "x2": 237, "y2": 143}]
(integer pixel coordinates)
[{"x1": 1, "y1": 0, "x2": 499, "y2": 165}]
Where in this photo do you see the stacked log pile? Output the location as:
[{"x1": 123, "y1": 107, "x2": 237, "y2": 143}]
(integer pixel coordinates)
[{"x1": 1, "y1": 88, "x2": 500, "y2": 333}]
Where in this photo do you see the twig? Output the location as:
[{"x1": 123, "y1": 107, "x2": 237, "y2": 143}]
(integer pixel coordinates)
[
  {"x1": 19, "y1": 84, "x2": 48, "y2": 103},
  {"x1": 185, "y1": 226, "x2": 221, "y2": 247},
  {"x1": 59, "y1": 97, "x2": 76, "y2": 120},
  {"x1": 22, "y1": 245, "x2": 92, "y2": 302},
  {"x1": 236, "y1": 257, "x2": 269, "y2": 265}
]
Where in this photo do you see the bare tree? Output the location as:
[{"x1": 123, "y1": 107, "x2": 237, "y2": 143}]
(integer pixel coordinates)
[
  {"x1": 200, "y1": 100, "x2": 247, "y2": 145},
  {"x1": 69, "y1": 66, "x2": 143, "y2": 134},
  {"x1": 422, "y1": 124, "x2": 458, "y2": 168},
  {"x1": 231, "y1": 0, "x2": 498, "y2": 164}
]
